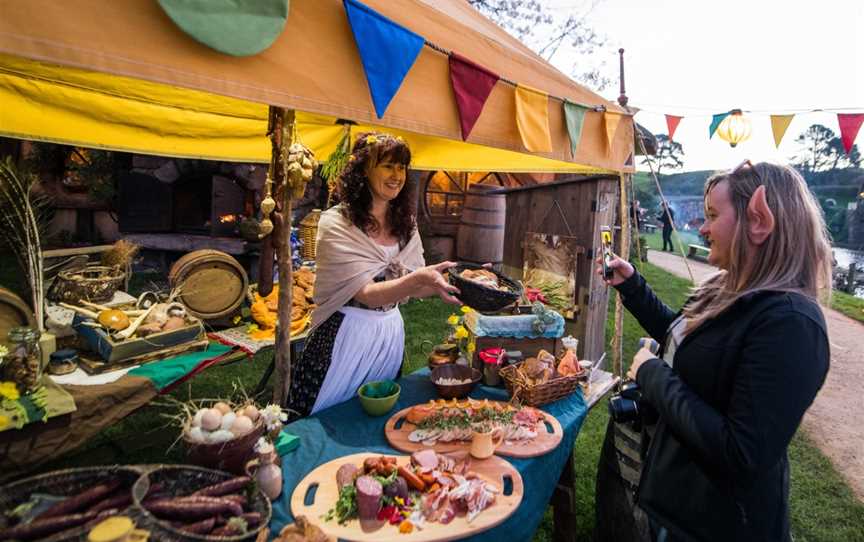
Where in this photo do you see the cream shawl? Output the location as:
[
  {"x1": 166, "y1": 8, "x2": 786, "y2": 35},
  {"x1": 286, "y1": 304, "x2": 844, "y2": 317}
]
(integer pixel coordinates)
[{"x1": 310, "y1": 205, "x2": 425, "y2": 331}]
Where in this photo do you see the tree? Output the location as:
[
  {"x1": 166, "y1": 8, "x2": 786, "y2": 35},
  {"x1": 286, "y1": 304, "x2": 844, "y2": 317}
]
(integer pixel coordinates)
[
  {"x1": 790, "y1": 124, "x2": 861, "y2": 173},
  {"x1": 641, "y1": 134, "x2": 684, "y2": 176},
  {"x1": 467, "y1": 0, "x2": 611, "y2": 91}
]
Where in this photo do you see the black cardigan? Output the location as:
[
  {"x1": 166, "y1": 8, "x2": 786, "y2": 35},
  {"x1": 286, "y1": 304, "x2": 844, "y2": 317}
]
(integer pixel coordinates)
[{"x1": 616, "y1": 271, "x2": 829, "y2": 542}]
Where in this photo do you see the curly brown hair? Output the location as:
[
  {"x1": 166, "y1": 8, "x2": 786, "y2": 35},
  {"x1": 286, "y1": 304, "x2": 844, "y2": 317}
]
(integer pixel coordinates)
[{"x1": 330, "y1": 131, "x2": 417, "y2": 245}]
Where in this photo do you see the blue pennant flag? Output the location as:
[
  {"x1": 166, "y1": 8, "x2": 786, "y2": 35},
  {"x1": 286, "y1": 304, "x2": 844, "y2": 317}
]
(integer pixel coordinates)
[
  {"x1": 343, "y1": 0, "x2": 425, "y2": 118},
  {"x1": 709, "y1": 112, "x2": 730, "y2": 138}
]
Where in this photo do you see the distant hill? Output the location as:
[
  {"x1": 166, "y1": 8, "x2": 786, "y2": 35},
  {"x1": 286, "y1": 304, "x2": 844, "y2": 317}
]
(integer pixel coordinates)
[{"x1": 640, "y1": 167, "x2": 863, "y2": 202}]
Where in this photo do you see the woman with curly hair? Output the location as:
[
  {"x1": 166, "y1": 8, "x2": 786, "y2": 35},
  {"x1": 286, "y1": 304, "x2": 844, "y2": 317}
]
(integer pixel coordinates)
[{"x1": 287, "y1": 132, "x2": 460, "y2": 417}]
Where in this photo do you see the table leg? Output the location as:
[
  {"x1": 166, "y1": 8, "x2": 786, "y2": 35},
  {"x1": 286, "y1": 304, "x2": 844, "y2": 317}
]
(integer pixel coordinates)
[
  {"x1": 254, "y1": 337, "x2": 307, "y2": 396},
  {"x1": 552, "y1": 449, "x2": 577, "y2": 541}
]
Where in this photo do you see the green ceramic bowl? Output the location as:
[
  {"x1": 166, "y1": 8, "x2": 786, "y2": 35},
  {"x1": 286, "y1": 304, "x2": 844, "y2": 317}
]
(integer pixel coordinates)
[{"x1": 357, "y1": 380, "x2": 401, "y2": 417}]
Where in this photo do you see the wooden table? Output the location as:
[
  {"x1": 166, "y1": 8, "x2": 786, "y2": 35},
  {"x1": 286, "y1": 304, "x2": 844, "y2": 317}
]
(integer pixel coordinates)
[{"x1": 551, "y1": 370, "x2": 619, "y2": 541}]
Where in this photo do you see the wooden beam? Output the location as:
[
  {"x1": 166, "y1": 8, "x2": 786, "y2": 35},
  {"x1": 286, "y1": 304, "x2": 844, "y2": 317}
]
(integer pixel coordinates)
[
  {"x1": 121, "y1": 233, "x2": 249, "y2": 255},
  {"x1": 42, "y1": 244, "x2": 114, "y2": 259},
  {"x1": 271, "y1": 108, "x2": 295, "y2": 406}
]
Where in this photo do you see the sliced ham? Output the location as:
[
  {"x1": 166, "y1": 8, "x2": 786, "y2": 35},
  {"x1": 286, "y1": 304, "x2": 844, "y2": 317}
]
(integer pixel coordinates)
[{"x1": 410, "y1": 449, "x2": 439, "y2": 473}]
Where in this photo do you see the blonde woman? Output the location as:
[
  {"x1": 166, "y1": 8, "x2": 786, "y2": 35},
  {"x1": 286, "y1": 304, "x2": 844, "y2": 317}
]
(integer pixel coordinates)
[{"x1": 599, "y1": 161, "x2": 831, "y2": 541}]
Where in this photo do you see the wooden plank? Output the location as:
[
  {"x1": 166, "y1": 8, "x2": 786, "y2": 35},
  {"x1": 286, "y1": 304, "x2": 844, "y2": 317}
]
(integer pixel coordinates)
[
  {"x1": 123, "y1": 233, "x2": 248, "y2": 254},
  {"x1": 42, "y1": 245, "x2": 114, "y2": 259}
]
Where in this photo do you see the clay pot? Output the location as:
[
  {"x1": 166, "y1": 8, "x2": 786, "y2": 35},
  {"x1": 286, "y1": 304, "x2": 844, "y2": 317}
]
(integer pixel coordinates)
[{"x1": 246, "y1": 442, "x2": 282, "y2": 500}]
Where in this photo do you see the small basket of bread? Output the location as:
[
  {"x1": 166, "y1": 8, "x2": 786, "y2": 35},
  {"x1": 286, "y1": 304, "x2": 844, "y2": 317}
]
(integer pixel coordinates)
[{"x1": 500, "y1": 345, "x2": 587, "y2": 406}]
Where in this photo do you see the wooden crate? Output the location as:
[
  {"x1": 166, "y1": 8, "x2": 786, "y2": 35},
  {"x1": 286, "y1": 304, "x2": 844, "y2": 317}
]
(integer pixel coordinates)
[
  {"x1": 73, "y1": 315, "x2": 204, "y2": 363},
  {"x1": 467, "y1": 329, "x2": 562, "y2": 373}
]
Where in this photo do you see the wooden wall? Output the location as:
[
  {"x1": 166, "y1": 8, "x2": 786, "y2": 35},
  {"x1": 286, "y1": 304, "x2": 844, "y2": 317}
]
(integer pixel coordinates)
[{"x1": 496, "y1": 176, "x2": 619, "y2": 362}]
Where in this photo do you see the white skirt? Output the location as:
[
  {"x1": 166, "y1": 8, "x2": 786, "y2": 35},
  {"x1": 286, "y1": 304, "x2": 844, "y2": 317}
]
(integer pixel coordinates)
[{"x1": 310, "y1": 306, "x2": 404, "y2": 414}]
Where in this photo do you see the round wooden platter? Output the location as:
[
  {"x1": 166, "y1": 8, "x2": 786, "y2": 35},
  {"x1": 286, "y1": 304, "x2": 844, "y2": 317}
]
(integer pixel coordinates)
[
  {"x1": 291, "y1": 452, "x2": 523, "y2": 542},
  {"x1": 384, "y1": 403, "x2": 563, "y2": 458}
]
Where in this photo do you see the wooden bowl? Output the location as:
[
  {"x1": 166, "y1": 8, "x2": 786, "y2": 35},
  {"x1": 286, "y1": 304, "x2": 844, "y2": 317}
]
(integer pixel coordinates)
[{"x1": 430, "y1": 365, "x2": 482, "y2": 399}]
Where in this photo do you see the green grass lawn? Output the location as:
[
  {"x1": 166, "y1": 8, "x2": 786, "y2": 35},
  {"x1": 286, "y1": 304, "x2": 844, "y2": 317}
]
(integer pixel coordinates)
[
  {"x1": 639, "y1": 230, "x2": 702, "y2": 252},
  {"x1": 830, "y1": 289, "x2": 864, "y2": 324},
  {"x1": 19, "y1": 263, "x2": 864, "y2": 541}
]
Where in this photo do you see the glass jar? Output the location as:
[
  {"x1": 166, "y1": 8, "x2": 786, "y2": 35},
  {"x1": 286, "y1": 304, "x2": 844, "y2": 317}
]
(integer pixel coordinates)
[{"x1": 4, "y1": 326, "x2": 43, "y2": 393}]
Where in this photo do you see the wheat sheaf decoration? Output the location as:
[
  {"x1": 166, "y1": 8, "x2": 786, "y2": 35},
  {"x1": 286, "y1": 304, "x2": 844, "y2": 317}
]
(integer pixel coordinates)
[{"x1": 0, "y1": 157, "x2": 49, "y2": 331}]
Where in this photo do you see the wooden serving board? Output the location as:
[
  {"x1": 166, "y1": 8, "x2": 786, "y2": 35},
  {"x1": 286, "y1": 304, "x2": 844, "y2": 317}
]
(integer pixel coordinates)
[
  {"x1": 291, "y1": 452, "x2": 523, "y2": 542},
  {"x1": 384, "y1": 403, "x2": 563, "y2": 459}
]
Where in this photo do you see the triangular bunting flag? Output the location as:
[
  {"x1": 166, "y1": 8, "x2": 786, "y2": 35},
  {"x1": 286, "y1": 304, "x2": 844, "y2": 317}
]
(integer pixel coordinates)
[
  {"x1": 449, "y1": 53, "x2": 499, "y2": 140},
  {"x1": 837, "y1": 113, "x2": 864, "y2": 154},
  {"x1": 563, "y1": 101, "x2": 588, "y2": 156},
  {"x1": 343, "y1": 0, "x2": 425, "y2": 118},
  {"x1": 770, "y1": 114, "x2": 795, "y2": 148},
  {"x1": 709, "y1": 112, "x2": 730, "y2": 138},
  {"x1": 603, "y1": 111, "x2": 623, "y2": 154},
  {"x1": 515, "y1": 85, "x2": 552, "y2": 152},
  {"x1": 665, "y1": 115, "x2": 682, "y2": 140}
]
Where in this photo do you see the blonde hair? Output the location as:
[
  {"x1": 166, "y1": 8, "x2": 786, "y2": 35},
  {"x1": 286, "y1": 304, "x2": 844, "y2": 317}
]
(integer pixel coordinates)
[{"x1": 682, "y1": 162, "x2": 832, "y2": 332}]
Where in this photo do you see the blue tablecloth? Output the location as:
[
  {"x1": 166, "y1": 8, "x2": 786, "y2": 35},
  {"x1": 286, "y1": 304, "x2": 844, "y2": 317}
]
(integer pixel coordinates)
[{"x1": 270, "y1": 369, "x2": 589, "y2": 541}]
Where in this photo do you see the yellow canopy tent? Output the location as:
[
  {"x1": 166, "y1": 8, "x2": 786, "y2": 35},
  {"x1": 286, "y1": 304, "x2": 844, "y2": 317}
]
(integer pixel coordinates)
[
  {"x1": 0, "y1": 0, "x2": 635, "y2": 401},
  {"x1": 0, "y1": 0, "x2": 633, "y2": 173}
]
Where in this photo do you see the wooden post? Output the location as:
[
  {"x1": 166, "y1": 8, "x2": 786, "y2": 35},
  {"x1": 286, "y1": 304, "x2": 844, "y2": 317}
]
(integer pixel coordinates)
[{"x1": 264, "y1": 107, "x2": 296, "y2": 406}]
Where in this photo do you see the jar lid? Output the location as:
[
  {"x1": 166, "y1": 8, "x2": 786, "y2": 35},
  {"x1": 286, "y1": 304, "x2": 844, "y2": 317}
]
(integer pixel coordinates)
[
  {"x1": 51, "y1": 349, "x2": 79, "y2": 363},
  {"x1": 7, "y1": 326, "x2": 40, "y2": 343}
]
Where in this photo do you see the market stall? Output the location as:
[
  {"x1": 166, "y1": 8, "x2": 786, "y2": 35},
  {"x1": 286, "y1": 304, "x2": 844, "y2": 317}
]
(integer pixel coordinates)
[{"x1": 0, "y1": 0, "x2": 634, "y2": 539}]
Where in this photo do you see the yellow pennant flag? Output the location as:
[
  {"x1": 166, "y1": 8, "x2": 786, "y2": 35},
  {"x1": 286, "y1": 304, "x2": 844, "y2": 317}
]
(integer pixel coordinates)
[
  {"x1": 770, "y1": 114, "x2": 795, "y2": 148},
  {"x1": 604, "y1": 111, "x2": 623, "y2": 154},
  {"x1": 515, "y1": 84, "x2": 552, "y2": 152}
]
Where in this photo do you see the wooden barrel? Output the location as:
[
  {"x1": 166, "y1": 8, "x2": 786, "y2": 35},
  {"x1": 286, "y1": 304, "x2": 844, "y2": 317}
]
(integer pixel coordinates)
[
  {"x1": 456, "y1": 185, "x2": 506, "y2": 264},
  {"x1": 0, "y1": 288, "x2": 36, "y2": 347},
  {"x1": 169, "y1": 250, "x2": 248, "y2": 320}
]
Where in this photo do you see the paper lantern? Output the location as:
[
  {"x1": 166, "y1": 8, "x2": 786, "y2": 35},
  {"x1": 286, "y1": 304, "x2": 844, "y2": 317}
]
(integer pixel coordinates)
[{"x1": 716, "y1": 109, "x2": 752, "y2": 147}]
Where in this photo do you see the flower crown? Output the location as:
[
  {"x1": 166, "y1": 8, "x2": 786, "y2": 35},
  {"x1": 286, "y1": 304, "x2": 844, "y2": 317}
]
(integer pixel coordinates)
[{"x1": 348, "y1": 133, "x2": 406, "y2": 162}]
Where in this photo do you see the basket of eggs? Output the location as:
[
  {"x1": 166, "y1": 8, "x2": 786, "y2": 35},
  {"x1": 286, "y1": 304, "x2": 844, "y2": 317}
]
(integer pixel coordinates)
[{"x1": 182, "y1": 401, "x2": 267, "y2": 475}]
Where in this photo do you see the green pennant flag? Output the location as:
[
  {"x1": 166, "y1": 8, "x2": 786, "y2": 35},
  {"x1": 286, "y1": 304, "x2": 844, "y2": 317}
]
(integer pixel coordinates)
[
  {"x1": 709, "y1": 112, "x2": 730, "y2": 139},
  {"x1": 563, "y1": 101, "x2": 588, "y2": 156}
]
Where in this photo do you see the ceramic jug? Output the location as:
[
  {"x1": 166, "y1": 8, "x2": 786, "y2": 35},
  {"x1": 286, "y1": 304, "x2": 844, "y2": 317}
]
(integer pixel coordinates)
[
  {"x1": 246, "y1": 441, "x2": 283, "y2": 500},
  {"x1": 470, "y1": 428, "x2": 504, "y2": 459}
]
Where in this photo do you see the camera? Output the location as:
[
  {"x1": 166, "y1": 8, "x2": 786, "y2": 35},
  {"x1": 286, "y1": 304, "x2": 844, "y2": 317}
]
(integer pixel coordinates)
[{"x1": 607, "y1": 338, "x2": 660, "y2": 424}]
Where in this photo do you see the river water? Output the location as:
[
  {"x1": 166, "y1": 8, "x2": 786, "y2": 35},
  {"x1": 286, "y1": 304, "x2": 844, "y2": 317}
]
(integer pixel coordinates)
[{"x1": 833, "y1": 247, "x2": 864, "y2": 298}]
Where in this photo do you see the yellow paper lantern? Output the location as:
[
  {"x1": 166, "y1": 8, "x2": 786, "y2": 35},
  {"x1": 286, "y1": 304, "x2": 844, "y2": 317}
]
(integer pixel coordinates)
[{"x1": 716, "y1": 109, "x2": 752, "y2": 147}]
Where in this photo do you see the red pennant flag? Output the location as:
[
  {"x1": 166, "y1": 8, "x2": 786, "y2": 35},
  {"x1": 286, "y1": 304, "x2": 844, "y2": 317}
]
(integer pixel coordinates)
[
  {"x1": 837, "y1": 113, "x2": 864, "y2": 154},
  {"x1": 449, "y1": 53, "x2": 500, "y2": 140},
  {"x1": 665, "y1": 115, "x2": 683, "y2": 140}
]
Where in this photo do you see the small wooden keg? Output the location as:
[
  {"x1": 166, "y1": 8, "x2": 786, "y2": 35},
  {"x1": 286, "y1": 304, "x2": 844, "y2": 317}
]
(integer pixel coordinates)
[
  {"x1": 456, "y1": 185, "x2": 506, "y2": 265},
  {"x1": 169, "y1": 250, "x2": 248, "y2": 320}
]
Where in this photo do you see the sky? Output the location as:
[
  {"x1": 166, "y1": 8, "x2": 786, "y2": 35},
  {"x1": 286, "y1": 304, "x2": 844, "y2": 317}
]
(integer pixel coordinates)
[{"x1": 540, "y1": 0, "x2": 864, "y2": 172}]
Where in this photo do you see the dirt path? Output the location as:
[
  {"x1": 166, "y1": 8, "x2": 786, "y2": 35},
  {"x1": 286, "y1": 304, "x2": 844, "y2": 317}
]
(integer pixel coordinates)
[{"x1": 647, "y1": 249, "x2": 864, "y2": 501}]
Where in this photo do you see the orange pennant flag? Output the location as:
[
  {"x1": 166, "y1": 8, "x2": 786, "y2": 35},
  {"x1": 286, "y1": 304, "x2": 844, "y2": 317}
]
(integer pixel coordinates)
[
  {"x1": 604, "y1": 111, "x2": 623, "y2": 154},
  {"x1": 515, "y1": 85, "x2": 552, "y2": 152},
  {"x1": 770, "y1": 115, "x2": 795, "y2": 148}
]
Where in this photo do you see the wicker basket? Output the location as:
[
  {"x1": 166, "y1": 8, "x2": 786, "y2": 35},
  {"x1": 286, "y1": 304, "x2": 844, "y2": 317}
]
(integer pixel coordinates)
[
  {"x1": 500, "y1": 361, "x2": 583, "y2": 406},
  {"x1": 0, "y1": 465, "x2": 142, "y2": 541},
  {"x1": 299, "y1": 208, "x2": 322, "y2": 260},
  {"x1": 182, "y1": 418, "x2": 266, "y2": 475},
  {"x1": 447, "y1": 262, "x2": 521, "y2": 313},
  {"x1": 132, "y1": 464, "x2": 271, "y2": 542},
  {"x1": 50, "y1": 265, "x2": 126, "y2": 304}
]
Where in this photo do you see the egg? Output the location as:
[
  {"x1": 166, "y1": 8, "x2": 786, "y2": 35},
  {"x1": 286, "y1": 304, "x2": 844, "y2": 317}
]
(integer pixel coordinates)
[
  {"x1": 192, "y1": 408, "x2": 206, "y2": 427},
  {"x1": 220, "y1": 412, "x2": 237, "y2": 431},
  {"x1": 230, "y1": 415, "x2": 254, "y2": 436},
  {"x1": 207, "y1": 429, "x2": 235, "y2": 444},
  {"x1": 187, "y1": 426, "x2": 206, "y2": 443},
  {"x1": 200, "y1": 408, "x2": 223, "y2": 431},
  {"x1": 213, "y1": 402, "x2": 232, "y2": 415},
  {"x1": 242, "y1": 404, "x2": 260, "y2": 422}
]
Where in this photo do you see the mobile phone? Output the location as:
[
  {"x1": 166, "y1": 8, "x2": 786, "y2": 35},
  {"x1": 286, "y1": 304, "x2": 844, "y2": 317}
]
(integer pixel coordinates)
[{"x1": 601, "y1": 227, "x2": 614, "y2": 280}]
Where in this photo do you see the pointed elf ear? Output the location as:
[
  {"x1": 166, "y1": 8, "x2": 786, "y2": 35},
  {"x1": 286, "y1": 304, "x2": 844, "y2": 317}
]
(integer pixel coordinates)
[{"x1": 746, "y1": 185, "x2": 775, "y2": 245}]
